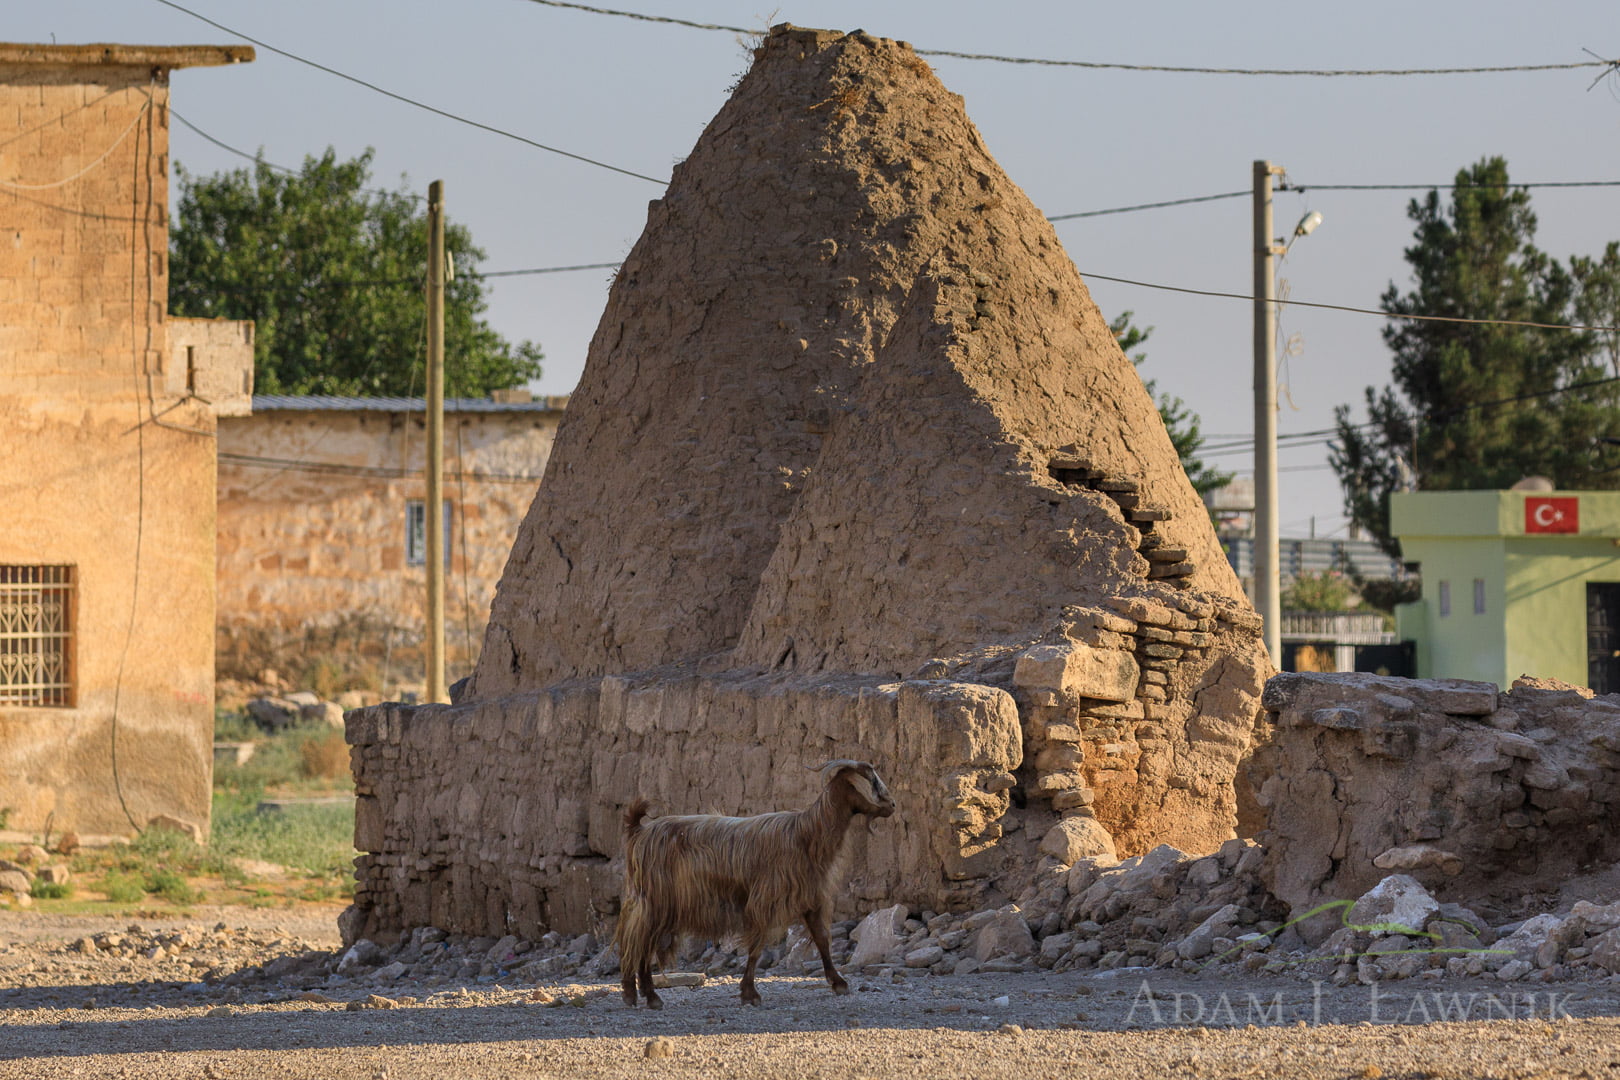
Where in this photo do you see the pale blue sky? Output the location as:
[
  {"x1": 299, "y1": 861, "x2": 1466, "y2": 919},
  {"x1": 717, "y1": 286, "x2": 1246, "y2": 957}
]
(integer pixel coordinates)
[{"x1": 14, "y1": 1, "x2": 1620, "y2": 535}]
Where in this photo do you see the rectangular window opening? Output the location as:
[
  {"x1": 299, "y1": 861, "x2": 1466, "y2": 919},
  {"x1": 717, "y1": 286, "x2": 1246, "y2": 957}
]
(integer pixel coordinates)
[
  {"x1": 0, "y1": 565, "x2": 75, "y2": 708},
  {"x1": 406, "y1": 500, "x2": 453, "y2": 567},
  {"x1": 1473, "y1": 578, "x2": 1486, "y2": 615},
  {"x1": 1438, "y1": 580, "x2": 1451, "y2": 617}
]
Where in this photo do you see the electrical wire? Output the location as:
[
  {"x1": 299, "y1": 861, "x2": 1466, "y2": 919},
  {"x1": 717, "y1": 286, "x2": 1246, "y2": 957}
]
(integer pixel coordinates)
[
  {"x1": 1281, "y1": 179, "x2": 1620, "y2": 193},
  {"x1": 149, "y1": 0, "x2": 666, "y2": 185},
  {"x1": 0, "y1": 84, "x2": 128, "y2": 151},
  {"x1": 1045, "y1": 191, "x2": 1248, "y2": 221},
  {"x1": 517, "y1": 0, "x2": 1617, "y2": 77},
  {"x1": 0, "y1": 98, "x2": 151, "y2": 190},
  {"x1": 170, "y1": 109, "x2": 426, "y2": 203},
  {"x1": 1078, "y1": 270, "x2": 1620, "y2": 333},
  {"x1": 219, "y1": 451, "x2": 545, "y2": 484}
]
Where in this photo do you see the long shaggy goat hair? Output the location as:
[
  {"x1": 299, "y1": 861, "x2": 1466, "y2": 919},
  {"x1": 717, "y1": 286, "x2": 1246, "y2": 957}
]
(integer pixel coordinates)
[{"x1": 614, "y1": 759, "x2": 895, "y2": 1008}]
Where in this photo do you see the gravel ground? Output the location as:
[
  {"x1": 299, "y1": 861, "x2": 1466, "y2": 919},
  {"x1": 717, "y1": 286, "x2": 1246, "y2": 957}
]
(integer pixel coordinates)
[{"x1": 4, "y1": 909, "x2": 1620, "y2": 1078}]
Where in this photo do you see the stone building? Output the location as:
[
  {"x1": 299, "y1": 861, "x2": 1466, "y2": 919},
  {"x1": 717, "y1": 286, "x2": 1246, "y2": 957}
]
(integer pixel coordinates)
[
  {"x1": 0, "y1": 43, "x2": 252, "y2": 840},
  {"x1": 215, "y1": 394, "x2": 567, "y2": 690},
  {"x1": 344, "y1": 27, "x2": 1270, "y2": 944}
]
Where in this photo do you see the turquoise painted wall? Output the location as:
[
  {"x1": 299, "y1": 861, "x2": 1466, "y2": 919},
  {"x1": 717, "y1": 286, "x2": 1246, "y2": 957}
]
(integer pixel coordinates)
[
  {"x1": 1391, "y1": 489, "x2": 1620, "y2": 689},
  {"x1": 1397, "y1": 536, "x2": 1506, "y2": 684},
  {"x1": 1504, "y1": 539, "x2": 1620, "y2": 688}
]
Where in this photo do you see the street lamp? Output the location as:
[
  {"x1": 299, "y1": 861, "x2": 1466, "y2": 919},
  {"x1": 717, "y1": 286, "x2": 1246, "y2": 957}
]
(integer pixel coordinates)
[{"x1": 1252, "y1": 163, "x2": 1322, "y2": 666}]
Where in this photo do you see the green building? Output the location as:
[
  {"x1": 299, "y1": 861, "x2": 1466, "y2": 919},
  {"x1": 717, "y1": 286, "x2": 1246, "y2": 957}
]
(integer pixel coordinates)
[{"x1": 1392, "y1": 489, "x2": 1620, "y2": 691}]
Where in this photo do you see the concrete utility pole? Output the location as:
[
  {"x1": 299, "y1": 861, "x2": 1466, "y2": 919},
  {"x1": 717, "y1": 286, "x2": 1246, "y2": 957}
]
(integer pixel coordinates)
[
  {"x1": 1253, "y1": 160, "x2": 1284, "y2": 666},
  {"x1": 425, "y1": 179, "x2": 447, "y2": 704}
]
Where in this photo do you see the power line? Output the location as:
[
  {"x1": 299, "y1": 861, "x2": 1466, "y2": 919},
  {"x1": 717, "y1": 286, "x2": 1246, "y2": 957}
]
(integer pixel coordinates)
[
  {"x1": 1078, "y1": 270, "x2": 1620, "y2": 332},
  {"x1": 219, "y1": 450, "x2": 544, "y2": 484},
  {"x1": 1281, "y1": 179, "x2": 1620, "y2": 193},
  {"x1": 518, "y1": 0, "x2": 1617, "y2": 77},
  {"x1": 149, "y1": 0, "x2": 666, "y2": 185},
  {"x1": 1046, "y1": 191, "x2": 1248, "y2": 221},
  {"x1": 170, "y1": 108, "x2": 426, "y2": 203}
]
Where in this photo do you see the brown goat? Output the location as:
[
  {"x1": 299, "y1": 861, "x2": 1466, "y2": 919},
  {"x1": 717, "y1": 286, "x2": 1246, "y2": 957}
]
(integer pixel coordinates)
[{"x1": 614, "y1": 760, "x2": 896, "y2": 1008}]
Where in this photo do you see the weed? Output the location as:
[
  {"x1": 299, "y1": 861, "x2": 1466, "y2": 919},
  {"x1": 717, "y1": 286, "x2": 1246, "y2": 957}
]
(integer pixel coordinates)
[
  {"x1": 30, "y1": 880, "x2": 72, "y2": 900},
  {"x1": 299, "y1": 731, "x2": 351, "y2": 781},
  {"x1": 99, "y1": 872, "x2": 146, "y2": 904},
  {"x1": 146, "y1": 869, "x2": 201, "y2": 906}
]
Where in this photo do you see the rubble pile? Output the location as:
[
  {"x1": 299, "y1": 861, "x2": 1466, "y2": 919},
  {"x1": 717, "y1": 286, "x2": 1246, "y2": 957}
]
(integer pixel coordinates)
[{"x1": 1247, "y1": 673, "x2": 1620, "y2": 934}]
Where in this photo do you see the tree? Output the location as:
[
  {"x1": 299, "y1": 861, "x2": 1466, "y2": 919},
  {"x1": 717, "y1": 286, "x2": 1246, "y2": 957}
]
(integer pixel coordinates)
[
  {"x1": 1281, "y1": 570, "x2": 1353, "y2": 612},
  {"x1": 1112, "y1": 311, "x2": 1234, "y2": 498},
  {"x1": 1330, "y1": 157, "x2": 1619, "y2": 555},
  {"x1": 169, "y1": 148, "x2": 542, "y2": 397}
]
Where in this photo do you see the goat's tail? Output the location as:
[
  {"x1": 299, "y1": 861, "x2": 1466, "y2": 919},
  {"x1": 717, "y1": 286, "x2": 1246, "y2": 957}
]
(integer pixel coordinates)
[{"x1": 623, "y1": 798, "x2": 651, "y2": 841}]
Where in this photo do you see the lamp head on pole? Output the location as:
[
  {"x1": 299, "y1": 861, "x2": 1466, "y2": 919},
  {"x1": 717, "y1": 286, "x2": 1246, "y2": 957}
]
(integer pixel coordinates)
[{"x1": 1293, "y1": 210, "x2": 1323, "y2": 238}]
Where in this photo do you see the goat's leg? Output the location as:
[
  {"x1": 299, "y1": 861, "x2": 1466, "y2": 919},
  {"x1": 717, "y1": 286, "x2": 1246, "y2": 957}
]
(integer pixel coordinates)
[
  {"x1": 805, "y1": 911, "x2": 849, "y2": 995},
  {"x1": 638, "y1": 957, "x2": 662, "y2": 1010},
  {"x1": 740, "y1": 947, "x2": 763, "y2": 1006},
  {"x1": 620, "y1": 962, "x2": 638, "y2": 1007}
]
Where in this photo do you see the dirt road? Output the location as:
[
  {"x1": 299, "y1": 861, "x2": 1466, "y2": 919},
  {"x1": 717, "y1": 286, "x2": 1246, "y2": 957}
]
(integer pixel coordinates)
[{"x1": 3, "y1": 911, "x2": 1619, "y2": 1079}]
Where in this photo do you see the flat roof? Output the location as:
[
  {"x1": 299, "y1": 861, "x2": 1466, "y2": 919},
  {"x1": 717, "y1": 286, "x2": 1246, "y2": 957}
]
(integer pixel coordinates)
[
  {"x1": 0, "y1": 44, "x2": 255, "y2": 69},
  {"x1": 252, "y1": 394, "x2": 569, "y2": 414}
]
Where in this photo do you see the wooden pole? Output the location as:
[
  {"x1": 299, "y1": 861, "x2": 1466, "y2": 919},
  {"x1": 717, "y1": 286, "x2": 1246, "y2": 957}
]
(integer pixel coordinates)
[
  {"x1": 1253, "y1": 160, "x2": 1283, "y2": 666},
  {"x1": 425, "y1": 180, "x2": 447, "y2": 704}
]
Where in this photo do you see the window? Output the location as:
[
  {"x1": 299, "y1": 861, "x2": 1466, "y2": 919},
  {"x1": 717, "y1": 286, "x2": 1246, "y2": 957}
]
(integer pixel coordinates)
[
  {"x1": 0, "y1": 565, "x2": 74, "y2": 707},
  {"x1": 1474, "y1": 578, "x2": 1486, "y2": 615},
  {"x1": 406, "y1": 500, "x2": 452, "y2": 566},
  {"x1": 1438, "y1": 580, "x2": 1451, "y2": 617}
]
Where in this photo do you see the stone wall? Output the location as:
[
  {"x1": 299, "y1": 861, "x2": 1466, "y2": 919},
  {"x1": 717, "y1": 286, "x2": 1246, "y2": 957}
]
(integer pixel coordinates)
[
  {"x1": 0, "y1": 46, "x2": 250, "y2": 839},
  {"x1": 216, "y1": 401, "x2": 564, "y2": 686},
  {"x1": 1248, "y1": 672, "x2": 1620, "y2": 939},
  {"x1": 345, "y1": 674, "x2": 1023, "y2": 943}
]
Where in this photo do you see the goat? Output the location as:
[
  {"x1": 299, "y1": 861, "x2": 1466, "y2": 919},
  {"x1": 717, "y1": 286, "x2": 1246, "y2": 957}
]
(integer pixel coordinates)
[{"x1": 614, "y1": 759, "x2": 896, "y2": 1008}]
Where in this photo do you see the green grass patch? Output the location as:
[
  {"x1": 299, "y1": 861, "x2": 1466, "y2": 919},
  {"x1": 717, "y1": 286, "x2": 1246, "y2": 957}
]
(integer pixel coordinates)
[{"x1": 30, "y1": 879, "x2": 72, "y2": 900}]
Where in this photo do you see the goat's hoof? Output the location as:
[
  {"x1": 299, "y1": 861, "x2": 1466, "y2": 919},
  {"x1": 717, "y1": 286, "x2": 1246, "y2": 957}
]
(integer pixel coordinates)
[
  {"x1": 830, "y1": 981, "x2": 851, "y2": 996},
  {"x1": 741, "y1": 994, "x2": 762, "y2": 1007},
  {"x1": 645, "y1": 994, "x2": 664, "y2": 1011}
]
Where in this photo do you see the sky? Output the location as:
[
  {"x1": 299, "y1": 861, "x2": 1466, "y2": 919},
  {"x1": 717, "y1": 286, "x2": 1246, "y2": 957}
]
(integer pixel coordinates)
[{"x1": 14, "y1": 1, "x2": 1620, "y2": 538}]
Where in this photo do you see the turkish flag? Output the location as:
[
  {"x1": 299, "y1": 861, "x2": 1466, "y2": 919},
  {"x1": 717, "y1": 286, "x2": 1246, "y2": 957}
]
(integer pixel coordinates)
[{"x1": 1525, "y1": 496, "x2": 1579, "y2": 534}]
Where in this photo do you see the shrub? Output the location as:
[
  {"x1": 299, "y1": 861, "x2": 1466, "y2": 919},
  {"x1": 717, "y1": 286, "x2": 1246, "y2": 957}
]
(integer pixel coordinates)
[
  {"x1": 299, "y1": 731, "x2": 351, "y2": 781},
  {"x1": 99, "y1": 872, "x2": 146, "y2": 904},
  {"x1": 146, "y1": 869, "x2": 202, "y2": 905},
  {"x1": 30, "y1": 880, "x2": 72, "y2": 900}
]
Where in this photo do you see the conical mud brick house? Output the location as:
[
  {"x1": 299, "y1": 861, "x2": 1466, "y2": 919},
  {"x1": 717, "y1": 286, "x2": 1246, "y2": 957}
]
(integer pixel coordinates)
[{"x1": 344, "y1": 26, "x2": 1271, "y2": 942}]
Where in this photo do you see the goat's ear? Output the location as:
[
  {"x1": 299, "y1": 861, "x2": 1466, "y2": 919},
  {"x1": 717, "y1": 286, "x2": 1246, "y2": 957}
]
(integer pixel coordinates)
[{"x1": 841, "y1": 769, "x2": 880, "y2": 806}]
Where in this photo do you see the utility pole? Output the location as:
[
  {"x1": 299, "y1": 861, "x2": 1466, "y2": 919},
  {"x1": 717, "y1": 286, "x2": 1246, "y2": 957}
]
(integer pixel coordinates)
[
  {"x1": 425, "y1": 179, "x2": 447, "y2": 704},
  {"x1": 1253, "y1": 160, "x2": 1284, "y2": 666}
]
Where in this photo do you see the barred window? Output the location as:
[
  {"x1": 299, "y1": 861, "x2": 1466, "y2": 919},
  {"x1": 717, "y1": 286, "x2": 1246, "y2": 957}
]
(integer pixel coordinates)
[
  {"x1": 405, "y1": 500, "x2": 452, "y2": 567},
  {"x1": 0, "y1": 565, "x2": 75, "y2": 708}
]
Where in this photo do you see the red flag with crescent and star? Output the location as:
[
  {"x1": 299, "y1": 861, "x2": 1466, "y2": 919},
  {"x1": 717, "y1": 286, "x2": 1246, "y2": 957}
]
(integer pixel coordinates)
[{"x1": 1525, "y1": 496, "x2": 1579, "y2": 534}]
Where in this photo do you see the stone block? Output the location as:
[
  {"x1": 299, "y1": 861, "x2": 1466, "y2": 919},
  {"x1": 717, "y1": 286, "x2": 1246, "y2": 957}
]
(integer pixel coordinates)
[
  {"x1": 1038, "y1": 817, "x2": 1116, "y2": 865},
  {"x1": 1014, "y1": 643, "x2": 1139, "y2": 703}
]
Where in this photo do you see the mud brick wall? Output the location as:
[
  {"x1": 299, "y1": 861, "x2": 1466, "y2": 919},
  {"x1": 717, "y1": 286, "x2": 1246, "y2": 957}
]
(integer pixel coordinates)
[
  {"x1": 345, "y1": 675, "x2": 1023, "y2": 943},
  {"x1": 1248, "y1": 673, "x2": 1620, "y2": 936}
]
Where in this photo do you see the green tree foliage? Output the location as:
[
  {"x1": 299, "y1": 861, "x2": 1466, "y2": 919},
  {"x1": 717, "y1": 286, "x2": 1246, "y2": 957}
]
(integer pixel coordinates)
[
  {"x1": 1112, "y1": 311, "x2": 1235, "y2": 498},
  {"x1": 169, "y1": 148, "x2": 542, "y2": 396},
  {"x1": 1331, "y1": 157, "x2": 1619, "y2": 555},
  {"x1": 1281, "y1": 570, "x2": 1354, "y2": 612}
]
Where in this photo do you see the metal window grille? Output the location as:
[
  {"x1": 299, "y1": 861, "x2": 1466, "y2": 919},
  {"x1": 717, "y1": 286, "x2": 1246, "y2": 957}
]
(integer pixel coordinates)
[
  {"x1": 405, "y1": 500, "x2": 452, "y2": 567},
  {"x1": 0, "y1": 565, "x2": 75, "y2": 707}
]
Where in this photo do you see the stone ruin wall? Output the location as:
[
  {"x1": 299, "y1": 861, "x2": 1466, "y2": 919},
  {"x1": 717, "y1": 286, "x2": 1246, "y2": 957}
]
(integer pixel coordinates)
[
  {"x1": 343, "y1": 26, "x2": 1272, "y2": 944},
  {"x1": 1249, "y1": 672, "x2": 1620, "y2": 939},
  {"x1": 345, "y1": 676, "x2": 1023, "y2": 943}
]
